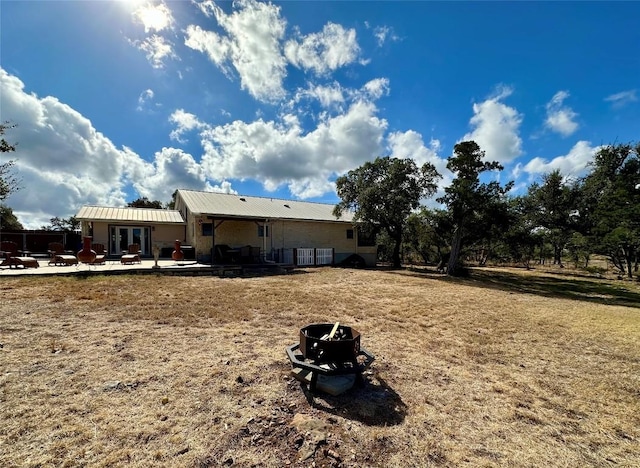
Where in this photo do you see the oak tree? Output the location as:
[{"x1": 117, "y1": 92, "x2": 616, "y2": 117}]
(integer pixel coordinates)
[
  {"x1": 334, "y1": 156, "x2": 441, "y2": 268},
  {"x1": 438, "y1": 141, "x2": 512, "y2": 276}
]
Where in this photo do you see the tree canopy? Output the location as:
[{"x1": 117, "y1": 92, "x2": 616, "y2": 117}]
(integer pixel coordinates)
[
  {"x1": 127, "y1": 197, "x2": 164, "y2": 209},
  {"x1": 0, "y1": 204, "x2": 24, "y2": 230},
  {"x1": 581, "y1": 143, "x2": 640, "y2": 277},
  {"x1": 40, "y1": 216, "x2": 80, "y2": 232},
  {"x1": 167, "y1": 190, "x2": 178, "y2": 210},
  {"x1": 334, "y1": 156, "x2": 441, "y2": 268},
  {"x1": 0, "y1": 122, "x2": 19, "y2": 202},
  {"x1": 437, "y1": 141, "x2": 512, "y2": 276},
  {"x1": 525, "y1": 170, "x2": 579, "y2": 266}
]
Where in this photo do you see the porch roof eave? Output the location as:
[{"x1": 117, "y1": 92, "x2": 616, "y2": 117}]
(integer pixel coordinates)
[
  {"x1": 198, "y1": 213, "x2": 353, "y2": 224},
  {"x1": 79, "y1": 218, "x2": 186, "y2": 225}
]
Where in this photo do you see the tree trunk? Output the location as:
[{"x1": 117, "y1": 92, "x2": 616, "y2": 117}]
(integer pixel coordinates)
[
  {"x1": 392, "y1": 235, "x2": 402, "y2": 269},
  {"x1": 447, "y1": 226, "x2": 463, "y2": 276},
  {"x1": 554, "y1": 245, "x2": 564, "y2": 267},
  {"x1": 418, "y1": 249, "x2": 429, "y2": 265},
  {"x1": 479, "y1": 241, "x2": 491, "y2": 266},
  {"x1": 622, "y1": 245, "x2": 634, "y2": 278},
  {"x1": 609, "y1": 250, "x2": 625, "y2": 275},
  {"x1": 539, "y1": 241, "x2": 545, "y2": 265}
]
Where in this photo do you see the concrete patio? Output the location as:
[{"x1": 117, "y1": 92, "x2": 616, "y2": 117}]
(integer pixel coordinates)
[
  {"x1": 0, "y1": 258, "x2": 216, "y2": 277},
  {"x1": 0, "y1": 258, "x2": 295, "y2": 277}
]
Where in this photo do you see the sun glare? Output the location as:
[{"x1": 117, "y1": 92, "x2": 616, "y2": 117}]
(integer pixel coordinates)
[{"x1": 131, "y1": 1, "x2": 174, "y2": 33}]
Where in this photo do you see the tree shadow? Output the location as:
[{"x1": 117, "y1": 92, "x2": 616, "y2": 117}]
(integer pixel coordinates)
[
  {"x1": 386, "y1": 267, "x2": 640, "y2": 309},
  {"x1": 301, "y1": 372, "x2": 407, "y2": 426}
]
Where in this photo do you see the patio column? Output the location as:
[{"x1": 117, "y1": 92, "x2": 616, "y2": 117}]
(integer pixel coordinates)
[{"x1": 263, "y1": 219, "x2": 267, "y2": 261}]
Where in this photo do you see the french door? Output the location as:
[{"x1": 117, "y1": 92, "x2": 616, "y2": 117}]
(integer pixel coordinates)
[{"x1": 109, "y1": 226, "x2": 150, "y2": 255}]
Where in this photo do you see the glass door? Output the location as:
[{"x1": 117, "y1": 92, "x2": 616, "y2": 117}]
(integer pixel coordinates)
[
  {"x1": 118, "y1": 228, "x2": 129, "y2": 254},
  {"x1": 110, "y1": 226, "x2": 150, "y2": 255}
]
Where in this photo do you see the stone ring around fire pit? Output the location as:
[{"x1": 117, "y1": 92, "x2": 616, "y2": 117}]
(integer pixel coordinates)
[{"x1": 286, "y1": 323, "x2": 375, "y2": 395}]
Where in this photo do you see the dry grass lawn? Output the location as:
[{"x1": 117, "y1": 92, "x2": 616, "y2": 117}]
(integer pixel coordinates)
[{"x1": 1, "y1": 267, "x2": 639, "y2": 467}]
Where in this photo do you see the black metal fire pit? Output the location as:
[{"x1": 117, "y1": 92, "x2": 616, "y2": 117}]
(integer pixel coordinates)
[{"x1": 286, "y1": 323, "x2": 375, "y2": 394}]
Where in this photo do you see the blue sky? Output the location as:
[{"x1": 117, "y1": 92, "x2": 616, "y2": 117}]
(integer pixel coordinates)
[{"x1": 1, "y1": 0, "x2": 638, "y2": 228}]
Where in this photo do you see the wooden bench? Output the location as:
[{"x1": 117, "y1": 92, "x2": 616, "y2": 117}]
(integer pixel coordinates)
[
  {"x1": 8, "y1": 256, "x2": 40, "y2": 269},
  {"x1": 51, "y1": 255, "x2": 78, "y2": 266},
  {"x1": 121, "y1": 254, "x2": 141, "y2": 265}
]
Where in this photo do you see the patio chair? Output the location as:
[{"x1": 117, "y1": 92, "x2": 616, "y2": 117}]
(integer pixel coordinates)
[
  {"x1": 91, "y1": 243, "x2": 107, "y2": 264},
  {"x1": 121, "y1": 243, "x2": 141, "y2": 265},
  {"x1": 1, "y1": 241, "x2": 39, "y2": 269},
  {"x1": 47, "y1": 242, "x2": 77, "y2": 266}
]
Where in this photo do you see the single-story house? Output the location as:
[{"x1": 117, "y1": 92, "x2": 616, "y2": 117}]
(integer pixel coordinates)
[
  {"x1": 76, "y1": 189, "x2": 377, "y2": 266},
  {"x1": 75, "y1": 206, "x2": 186, "y2": 257},
  {"x1": 174, "y1": 190, "x2": 377, "y2": 266}
]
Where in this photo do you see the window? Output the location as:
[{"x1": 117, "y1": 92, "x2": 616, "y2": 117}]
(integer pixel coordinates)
[
  {"x1": 258, "y1": 225, "x2": 269, "y2": 237},
  {"x1": 346, "y1": 229, "x2": 354, "y2": 239},
  {"x1": 357, "y1": 231, "x2": 376, "y2": 247},
  {"x1": 202, "y1": 223, "x2": 213, "y2": 236}
]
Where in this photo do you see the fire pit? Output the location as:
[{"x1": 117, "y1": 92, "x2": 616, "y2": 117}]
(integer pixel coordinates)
[{"x1": 286, "y1": 323, "x2": 375, "y2": 394}]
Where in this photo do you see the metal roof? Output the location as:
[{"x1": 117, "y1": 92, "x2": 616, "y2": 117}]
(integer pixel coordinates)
[
  {"x1": 177, "y1": 190, "x2": 354, "y2": 223},
  {"x1": 76, "y1": 206, "x2": 185, "y2": 224}
]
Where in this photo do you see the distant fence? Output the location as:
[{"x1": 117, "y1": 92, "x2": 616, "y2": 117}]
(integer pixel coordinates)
[{"x1": 0, "y1": 230, "x2": 81, "y2": 254}]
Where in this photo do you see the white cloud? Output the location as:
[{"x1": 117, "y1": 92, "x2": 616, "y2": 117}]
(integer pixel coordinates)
[
  {"x1": 193, "y1": 0, "x2": 217, "y2": 18},
  {"x1": 136, "y1": 35, "x2": 177, "y2": 69},
  {"x1": 132, "y1": 1, "x2": 175, "y2": 33},
  {"x1": 387, "y1": 130, "x2": 446, "y2": 172},
  {"x1": 362, "y1": 78, "x2": 390, "y2": 100},
  {"x1": 184, "y1": 25, "x2": 232, "y2": 76},
  {"x1": 187, "y1": 2, "x2": 364, "y2": 102},
  {"x1": 364, "y1": 22, "x2": 400, "y2": 47},
  {"x1": 198, "y1": 100, "x2": 387, "y2": 198},
  {"x1": 129, "y1": 147, "x2": 209, "y2": 202},
  {"x1": 0, "y1": 68, "x2": 221, "y2": 228},
  {"x1": 0, "y1": 68, "x2": 129, "y2": 227},
  {"x1": 545, "y1": 90, "x2": 579, "y2": 136},
  {"x1": 293, "y1": 82, "x2": 346, "y2": 110},
  {"x1": 604, "y1": 89, "x2": 637, "y2": 108},
  {"x1": 523, "y1": 141, "x2": 599, "y2": 178},
  {"x1": 291, "y1": 78, "x2": 388, "y2": 111},
  {"x1": 169, "y1": 109, "x2": 208, "y2": 143},
  {"x1": 462, "y1": 86, "x2": 523, "y2": 163},
  {"x1": 128, "y1": 2, "x2": 178, "y2": 69},
  {"x1": 136, "y1": 88, "x2": 155, "y2": 111},
  {"x1": 285, "y1": 22, "x2": 361, "y2": 75},
  {"x1": 310, "y1": 84, "x2": 345, "y2": 109},
  {"x1": 186, "y1": 0, "x2": 287, "y2": 102},
  {"x1": 372, "y1": 25, "x2": 399, "y2": 47}
]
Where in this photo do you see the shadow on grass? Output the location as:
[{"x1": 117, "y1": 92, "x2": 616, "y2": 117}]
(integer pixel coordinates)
[
  {"x1": 387, "y1": 267, "x2": 640, "y2": 309},
  {"x1": 302, "y1": 373, "x2": 407, "y2": 426}
]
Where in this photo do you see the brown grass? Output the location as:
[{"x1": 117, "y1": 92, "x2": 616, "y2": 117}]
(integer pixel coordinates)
[{"x1": 1, "y1": 267, "x2": 639, "y2": 467}]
